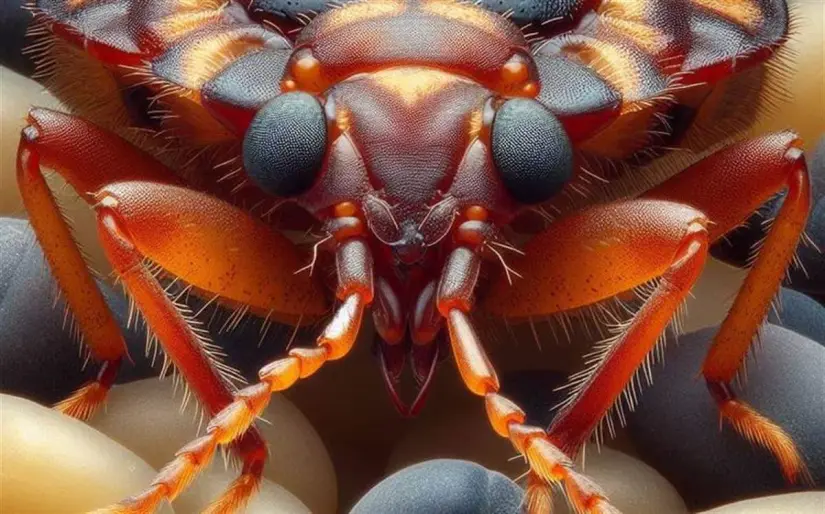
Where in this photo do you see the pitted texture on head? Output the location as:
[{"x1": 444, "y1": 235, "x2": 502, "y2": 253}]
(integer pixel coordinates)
[{"x1": 327, "y1": 68, "x2": 489, "y2": 215}]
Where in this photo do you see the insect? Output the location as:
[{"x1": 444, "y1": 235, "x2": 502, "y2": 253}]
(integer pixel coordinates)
[{"x1": 16, "y1": 0, "x2": 812, "y2": 511}]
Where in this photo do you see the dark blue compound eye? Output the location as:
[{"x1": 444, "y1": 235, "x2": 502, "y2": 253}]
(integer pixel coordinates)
[
  {"x1": 491, "y1": 98, "x2": 574, "y2": 205},
  {"x1": 243, "y1": 92, "x2": 327, "y2": 197}
]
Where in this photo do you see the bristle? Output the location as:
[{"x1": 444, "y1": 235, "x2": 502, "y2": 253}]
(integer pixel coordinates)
[
  {"x1": 523, "y1": 473, "x2": 555, "y2": 514},
  {"x1": 54, "y1": 381, "x2": 109, "y2": 420},
  {"x1": 718, "y1": 398, "x2": 810, "y2": 484},
  {"x1": 552, "y1": 290, "x2": 687, "y2": 452},
  {"x1": 202, "y1": 472, "x2": 261, "y2": 514}
]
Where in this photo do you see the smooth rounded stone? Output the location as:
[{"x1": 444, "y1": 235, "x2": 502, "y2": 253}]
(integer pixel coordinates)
[
  {"x1": 0, "y1": 218, "x2": 156, "y2": 403},
  {"x1": 560, "y1": 446, "x2": 688, "y2": 513},
  {"x1": 0, "y1": 1, "x2": 34, "y2": 75},
  {"x1": 88, "y1": 377, "x2": 337, "y2": 514},
  {"x1": 351, "y1": 459, "x2": 524, "y2": 514},
  {"x1": 626, "y1": 324, "x2": 825, "y2": 511},
  {"x1": 0, "y1": 394, "x2": 174, "y2": 514},
  {"x1": 699, "y1": 491, "x2": 825, "y2": 513},
  {"x1": 767, "y1": 288, "x2": 825, "y2": 345},
  {"x1": 795, "y1": 194, "x2": 825, "y2": 302}
]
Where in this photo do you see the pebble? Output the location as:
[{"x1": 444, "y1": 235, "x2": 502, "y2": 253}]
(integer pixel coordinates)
[
  {"x1": 626, "y1": 324, "x2": 825, "y2": 511},
  {"x1": 350, "y1": 459, "x2": 524, "y2": 514},
  {"x1": 699, "y1": 491, "x2": 825, "y2": 513},
  {"x1": 89, "y1": 378, "x2": 337, "y2": 514},
  {"x1": 0, "y1": 394, "x2": 174, "y2": 513}
]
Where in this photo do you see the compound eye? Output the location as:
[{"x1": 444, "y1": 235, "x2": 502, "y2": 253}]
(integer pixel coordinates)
[
  {"x1": 491, "y1": 98, "x2": 573, "y2": 205},
  {"x1": 243, "y1": 92, "x2": 327, "y2": 197}
]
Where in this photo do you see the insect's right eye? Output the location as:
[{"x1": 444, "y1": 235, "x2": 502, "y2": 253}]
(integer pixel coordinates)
[
  {"x1": 490, "y1": 98, "x2": 573, "y2": 205},
  {"x1": 243, "y1": 92, "x2": 327, "y2": 197}
]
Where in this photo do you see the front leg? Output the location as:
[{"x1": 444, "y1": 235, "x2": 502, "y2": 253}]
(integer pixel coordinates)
[
  {"x1": 17, "y1": 108, "x2": 331, "y2": 512},
  {"x1": 470, "y1": 201, "x2": 710, "y2": 513},
  {"x1": 644, "y1": 132, "x2": 811, "y2": 482},
  {"x1": 92, "y1": 191, "x2": 371, "y2": 513}
]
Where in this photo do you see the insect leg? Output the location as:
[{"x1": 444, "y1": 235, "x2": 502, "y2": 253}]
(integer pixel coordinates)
[
  {"x1": 92, "y1": 211, "x2": 269, "y2": 514},
  {"x1": 480, "y1": 200, "x2": 712, "y2": 509},
  {"x1": 644, "y1": 132, "x2": 812, "y2": 482},
  {"x1": 546, "y1": 219, "x2": 708, "y2": 453},
  {"x1": 93, "y1": 204, "x2": 372, "y2": 513},
  {"x1": 15, "y1": 108, "x2": 179, "y2": 419},
  {"x1": 437, "y1": 244, "x2": 623, "y2": 513}
]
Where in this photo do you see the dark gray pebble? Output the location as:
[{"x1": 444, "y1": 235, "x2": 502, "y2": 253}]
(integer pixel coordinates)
[
  {"x1": 768, "y1": 288, "x2": 825, "y2": 346},
  {"x1": 349, "y1": 459, "x2": 524, "y2": 514},
  {"x1": 626, "y1": 324, "x2": 825, "y2": 511},
  {"x1": 0, "y1": 217, "x2": 299, "y2": 404}
]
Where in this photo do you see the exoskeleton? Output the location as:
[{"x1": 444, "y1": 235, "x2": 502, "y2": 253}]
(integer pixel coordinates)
[{"x1": 17, "y1": 0, "x2": 812, "y2": 511}]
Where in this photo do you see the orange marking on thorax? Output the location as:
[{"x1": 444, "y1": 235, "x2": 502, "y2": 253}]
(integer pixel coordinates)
[
  {"x1": 602, "y1": 16, "x2": 665, "y2": 55},
  {"x1": 66, "y1": 0, "x2": 88, "y2": 10},
  {"x1": 321, "y1": 0, "x2": 406, "y2": 32},
  {"x1": 152, "y1": 9, "x2": 225, "y2": 43},
  {"x1": 566, "y1": 42, "x2": 640, "y2": 107},
  {"x1": 600, "y1": 0, "x2": 648, "y2": 19},
  {"x1": 467, "y1": 109, "x2": 483, "y2": 140},
  {"x1": 176, "y1": 0, "x2": 225, "y2": 10},
  {"x1": 691, "y1": 0, "x2": 763, "y2": 33},
  {"x1": 421, "y1": 0, "x2": 500, "y2": 35},
  {"x1": 179, "y1": 34, "x2": 262, "y2": 91},
  {"x1": 370, "y1": 67, "x2": 467, "y2": 106}
]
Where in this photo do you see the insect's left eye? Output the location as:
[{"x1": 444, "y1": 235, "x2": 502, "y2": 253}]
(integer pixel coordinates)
[
  {"x1": 490, "y1": 98, "x2": 574, "y2": 205},
  {"x1": 243, "y1": 92, "x2": 327, "y2": 197}
]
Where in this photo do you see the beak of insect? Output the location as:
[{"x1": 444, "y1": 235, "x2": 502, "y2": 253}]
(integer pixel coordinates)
[
  {"x1": 377, "y1": 337, "x2": 442, "y2": 417},
  {"x1": 388, "y1": 221, "x2": 428, "y2": 265}
]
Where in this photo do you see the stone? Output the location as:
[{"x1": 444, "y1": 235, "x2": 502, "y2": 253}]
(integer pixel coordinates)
[
  {"x1": 626, "y1": 324, "x2": 825, "y2": 511},
  {"x1": 698, "y1": 492, "x2": 825, "y2": 513},
  {"x1": 0, "y1": 1, "x2": 34, "y2": 75},
  {"x1": 89, "y1": 378, "x2": 337, "y2": 514},
  {"x1": 350, "y1": 459, "x2": 524, "y2": 514},
  {"x1": 0, "y1": 394, "x2": 174, "y2": 513},
  {"x1": 768, "y1": 288, "x2": 825, "y2": 346}
]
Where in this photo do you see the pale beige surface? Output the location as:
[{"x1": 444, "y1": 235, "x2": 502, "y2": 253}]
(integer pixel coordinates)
[
  {"x1": 89, "y1": 378, "x2": 336, "y2": 514},
  {"x1": 178, "y1": 471, "x2": 310, "y2": 514},
  {"x1": 699, "y1": 492, "x2": 825, "y2": 513},
  {"x1": 0, "y1": 394, "x2": 174, "y2": 514},
  {"x1": 750, "y1": 1, "x2": 825, "y2": 148}
]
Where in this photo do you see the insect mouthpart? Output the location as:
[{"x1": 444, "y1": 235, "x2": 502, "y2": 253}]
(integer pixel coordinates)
[{"x1": 388, "y1": 220, "x2": 427, "y2": 265}]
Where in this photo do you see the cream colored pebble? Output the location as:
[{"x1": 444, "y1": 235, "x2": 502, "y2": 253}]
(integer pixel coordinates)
[
  {"x1": 699, "y1": 492, "x2": 825, "y2": 513},
  {"x1": 0, "y1": 394, "x2": 174, "y2": 514},
  {"x1": 178, "y1": 469, "x2": 310, "y2": 514},
  {"x1": 89, "y1": 378, "x2": 337, "y2": 514},
  {"x1": 0, "y1": 68, "x2": 109, "y2": 274}
]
